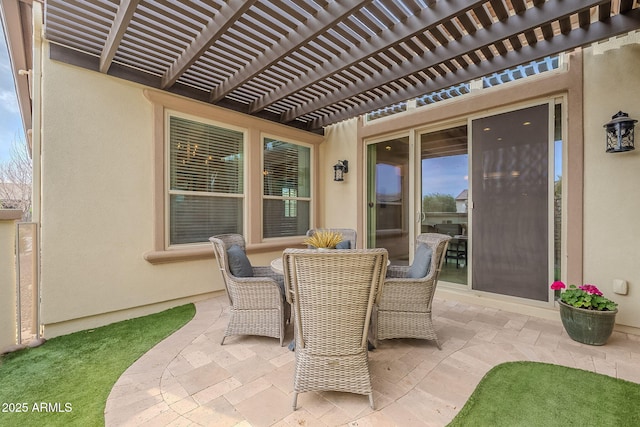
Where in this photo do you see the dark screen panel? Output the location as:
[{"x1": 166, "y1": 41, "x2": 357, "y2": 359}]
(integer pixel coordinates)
[{"x1": 471, "y1": 104, "x2": 549, "y2": 301}]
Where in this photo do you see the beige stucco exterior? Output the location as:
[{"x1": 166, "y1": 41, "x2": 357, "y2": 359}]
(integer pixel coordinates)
[
  {"x1": 39, "y1": 59, "x2": 217, "y2": 337},
  {"x1": 38, "y1": 51, "x2": 322, "y2": 337},
  {"x1": 320, "y1": 118, "x2": 361, "y2": 237},
  {"x1": 0, "y1": 210, "x2": 21, "y2": 351},
  {"x1": 582, "y1": 35, "x2": 640, "y2": 329},
  {"x1": 31, "y1": 23, "x2": 640, "y2": 337}
]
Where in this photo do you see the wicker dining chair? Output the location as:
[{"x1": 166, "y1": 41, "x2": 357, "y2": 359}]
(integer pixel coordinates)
[
  {"x1": 370, "y1": 233, "x2": 451, "y2": 349},
  {"x1": 210, "y1": 234, "x2": 289, "y2": 346},
  {"x1": 305, "y1": 228, "x2": 357, "y2": 249},
  {"x1": 282, "y1": 248, "x2": 388, "y2": 410}
]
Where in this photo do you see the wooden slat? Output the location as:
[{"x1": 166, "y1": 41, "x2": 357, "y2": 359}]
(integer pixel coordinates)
[
  {"x1": 209, "y1": 0, "x2": 374, "y2": 102},
  {"x1": 489, "y1": 0, "x2": 509, "y2": 21},
  {"x1": 391, "y1": 44, "x2": 413, "y2": 61},
  {"x1": 248, "y1": 0, "x2": 485, "y2": 112},
  {"x1": 331, "y1": 24, "x2": 361, "y2": 46},
  {"x1": 598, "y1": 1, "x2": 612, "y2": 21},
  {"x1": 415, "y1": 33, "x2": 436, "y2": 51},
  {"x1": 559, "y1": 16, "x2": 573, "y2": 34},
  {"x1": 365, "y1": 4, "x2": 395, "y2": 28},
  {"x1": 493, "y1": 40, "x2": 508, "y2": 55},
  {"x1": 311, "y1": 8, "x2": 640, "y2": 129},
  {"x1": 457, "y1": 13, "x2": 478, "y2": 35},
  {"x1": 38, "y1": 0, "x2": 640, "y2": 131},
  {"x1": 472, "y1": 4, "x2": 494, "y2": 28},
  {"x1": 540, "y1": 22, "x2": 555, "y2": 40},
  {"x1": 375, "y1": 1, "x2": 407, "y2": 22},
  {"x1": 443, "y1": 20, "x2": 463, "y2": 40},
  {"x1": 578, "y1": 10, "x2": 592, "y2": 27},
  {"x1": 403, "y1": 39, "x2": 425, "y2": 56},
  {"x1": 523, "y1": 29, "x2": 538, "y2": 45},
  {"x1": 509, "y1": 34, "x2": 522, "y2": 50},
  {"x1": 100, "y1": 0, "x2": 140, "y2": 73},
  {"x1": 322, "y1": 31, "x2": 351, "y2": 52},
  {"x1": 284, "y1": 0, "x2": 607, "y2": 122},
  {"x1": 352, "y1": 10, "x2": 383, "y2": 35},
  {"x1": 429, "y1": 27, "x2": 450, "y2": 46},
  {"x1": 511, "y1": 0, "x2": 527, "y2": 15},
  {"x1": 619, "y1": 0, "x2": 634, "y2": 13}
]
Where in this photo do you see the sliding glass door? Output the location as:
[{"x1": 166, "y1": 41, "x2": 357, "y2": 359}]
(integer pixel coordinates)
[
  {"x1": 365, "y1": 102, "x2": 558, "y2": 302},
  {"x1": 420, "y1": 125, "x2": 469, "y2": 285},
  {"x1": 366, "y1": 136, "x2": 411, "y2": 263}
]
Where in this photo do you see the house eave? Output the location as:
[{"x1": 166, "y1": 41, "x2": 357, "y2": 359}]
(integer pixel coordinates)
[{"x1": 0, "y1": 0, "x2": 34, "y2": 155}]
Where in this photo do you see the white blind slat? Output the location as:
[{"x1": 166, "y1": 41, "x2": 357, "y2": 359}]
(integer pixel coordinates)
[{"x1": 168, "y1": 115, "x2": 244, "y2": 245}]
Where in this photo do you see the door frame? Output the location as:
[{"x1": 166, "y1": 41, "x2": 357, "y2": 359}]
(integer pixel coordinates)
[
  {"x1": 467, "y1": 100, "x2": 556, "y2": 301},
  {"x1": 363, "y1": 97, "x2": 563, "y2": 306}
]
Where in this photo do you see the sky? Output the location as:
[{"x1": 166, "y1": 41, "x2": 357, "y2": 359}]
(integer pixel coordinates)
[{"x1": 0, "y1": 20, "x2": 26, "y2": 163}]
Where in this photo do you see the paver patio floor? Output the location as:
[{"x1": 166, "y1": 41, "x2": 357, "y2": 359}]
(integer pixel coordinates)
[{"x1": 105, "y1": 294, "x2": 640, "y2": 426}]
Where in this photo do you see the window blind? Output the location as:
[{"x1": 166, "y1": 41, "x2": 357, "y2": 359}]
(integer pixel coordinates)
[
  {"x1": 263, "y1": 138, "x2": 311, "y2": 238},
  {"x1": 168, "y1": 115, "x2": 244, "y2": 245}
]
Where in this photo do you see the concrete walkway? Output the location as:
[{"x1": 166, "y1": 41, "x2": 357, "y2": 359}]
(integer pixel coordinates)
[{"x1": 105, "y1": 295, "x2": 640, "y2": 426}]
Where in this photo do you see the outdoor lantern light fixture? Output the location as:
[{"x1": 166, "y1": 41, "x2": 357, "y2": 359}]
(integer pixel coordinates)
[
  {"x1": 604, "y1": 111, "x2": 637, "y2": 153},
  {"x1": 333, "y1": 160, "x2": 348, "y2": 182}
]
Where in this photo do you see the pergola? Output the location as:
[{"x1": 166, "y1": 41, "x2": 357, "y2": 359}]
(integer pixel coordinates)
[{"x1": 3, "y1": 1, "x2": 640, "y2": 138}]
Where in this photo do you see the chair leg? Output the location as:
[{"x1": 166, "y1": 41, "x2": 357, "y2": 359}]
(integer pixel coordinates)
[
  {"x1": 220, "y1": 335, "x2": 226, "y2": 345},
  {"x1": 285, "y1": 302, "x2": 291, "y2": 324},
  {"x1": 292, "y1": 392, "x2": 298, "y2": 410},
  {"x1": 368, "y1": 393, "x2": 375, "y2": 409}
]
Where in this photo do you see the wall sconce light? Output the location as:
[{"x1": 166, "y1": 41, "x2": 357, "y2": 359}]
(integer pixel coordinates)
[
  {"x1": 333, "y1": 160, "x2": 348, "y2": 182},
  {"x1": 604, "y1": 111, "x2": 637, "y2": 153}
]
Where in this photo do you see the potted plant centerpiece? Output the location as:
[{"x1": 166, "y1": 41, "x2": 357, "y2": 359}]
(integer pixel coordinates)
[
  {"x1": 551, "y1": 281, "x2": 618, "y2": 346},
  {"x1": 303, "y1": 230, "x2": 344, "y2": 250}
]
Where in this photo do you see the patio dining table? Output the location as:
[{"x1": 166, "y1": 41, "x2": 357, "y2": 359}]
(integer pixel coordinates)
[{"x1": 270, "y1": 257, "x2": 284, "y2": 275}]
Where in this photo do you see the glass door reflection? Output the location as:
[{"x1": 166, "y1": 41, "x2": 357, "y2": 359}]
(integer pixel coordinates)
[
  {"x1": 367, "y1": 136, "x2": 410, "y2": 264},
  {"x1": 420, "y1": 125, "x2": 468, "y2": 285}
]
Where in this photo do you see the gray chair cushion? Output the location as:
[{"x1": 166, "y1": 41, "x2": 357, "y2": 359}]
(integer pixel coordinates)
[
  {"x1": 227, "y1": 244, "x2": 253, "y2": 277},
  {"x1": 336, "y1": 240, "x2": 351, "y2": 249},
  {"x1": 406, "y1": 243, "x2": 433, "y2": 278}
]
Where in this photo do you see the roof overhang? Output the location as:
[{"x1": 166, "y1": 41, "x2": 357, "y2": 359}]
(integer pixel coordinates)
[{"x1": 0, "y1": 0, "x2": 34, "y2": 154}]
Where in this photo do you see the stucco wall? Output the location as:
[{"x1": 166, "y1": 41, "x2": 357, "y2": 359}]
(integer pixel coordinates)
[
  {"x1": 0, "y1": 210, "x2": 21, "y2": 351},
  {"x1": 320, "y1": 118, "x2": 360, "y2": 237},
  {"x1": 320, "y1": 36, "x2": 640, "y2": 332},
  {"x1": 39, "y1": 56, "x2": 222, "y2": 337},
  {"x1": 583, "y1": 35, "x2": 640, "y2": 329},
  {"x1": 37, "y1": 34, "x2": 640, "y2": 336},
  {"x1": 38, "y1": 48, "x2": 323, "y2": 337}
]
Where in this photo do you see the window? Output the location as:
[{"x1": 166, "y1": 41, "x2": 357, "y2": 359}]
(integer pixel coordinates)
[
  {"x1": 282, "y1": 188, "x2": 297, "y2": 217},
  {"x1": 263, "y1": 137, "x2": 311, "y2": 238},
  {"x1": 168, "y1": 114, "x2": 244, "y2": 246}
]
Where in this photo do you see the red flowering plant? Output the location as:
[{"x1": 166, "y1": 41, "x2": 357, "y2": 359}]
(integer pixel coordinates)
[{"x1": 551, "y1": 281, "x2": 618, "y2": 311}]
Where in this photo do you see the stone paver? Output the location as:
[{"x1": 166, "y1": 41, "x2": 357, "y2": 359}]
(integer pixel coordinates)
[{"x1": 105, "y1": 295, "x2": 640, "y2": 426}]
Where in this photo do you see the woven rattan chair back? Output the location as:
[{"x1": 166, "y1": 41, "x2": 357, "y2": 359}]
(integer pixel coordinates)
[
  {"x1": 210, "y1": 234, "x2": 288, "y2": 346},
  {"x1": 282, "y1": 248, "x2": 388, "y2": 410}
]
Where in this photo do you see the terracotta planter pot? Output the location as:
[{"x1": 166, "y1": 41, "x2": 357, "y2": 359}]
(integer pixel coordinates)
[{"x1": 558, "y1": 300, "x2": 617, "y2": 346}]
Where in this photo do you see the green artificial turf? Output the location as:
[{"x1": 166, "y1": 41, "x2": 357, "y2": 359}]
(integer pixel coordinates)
[
  {"x1": 0, "y1": 303, "x2": 195, "y2": 427},
  {"x1": 448, "y1": 361, "x2": 640, "y2": 427}
]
